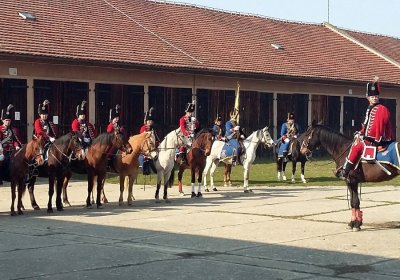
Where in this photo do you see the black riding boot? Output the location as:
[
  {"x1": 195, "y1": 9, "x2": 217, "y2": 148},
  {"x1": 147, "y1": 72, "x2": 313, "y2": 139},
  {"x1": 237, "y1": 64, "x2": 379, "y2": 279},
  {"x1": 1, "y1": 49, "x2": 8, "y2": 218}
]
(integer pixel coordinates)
[
  {"x1": 336, "y1": 161, "x2": 354, "y2": 180},
  {"x1": 282, "y1": 151, "x2": 289, "y2": 163}
]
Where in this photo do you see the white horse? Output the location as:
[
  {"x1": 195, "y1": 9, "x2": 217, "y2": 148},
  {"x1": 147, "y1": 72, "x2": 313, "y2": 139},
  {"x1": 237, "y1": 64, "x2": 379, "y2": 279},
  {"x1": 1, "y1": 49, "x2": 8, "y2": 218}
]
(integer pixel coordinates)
[
  {"x1": 203, "y1": 126, "x2": 274, "y2": 192},
  {"x1": 154, "y1": 127, "x2": 191, "y2": 202}
]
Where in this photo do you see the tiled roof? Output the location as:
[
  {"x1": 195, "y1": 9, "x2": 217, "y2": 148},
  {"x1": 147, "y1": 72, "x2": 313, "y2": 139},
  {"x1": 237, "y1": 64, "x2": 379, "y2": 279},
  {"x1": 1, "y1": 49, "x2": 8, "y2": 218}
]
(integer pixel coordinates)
[
  {"x1": 1, "y1": 0, "x2": 400, "y2": 85},
  {"x1": 342, "y1": 29, "x2": 400, "y2": 66}
]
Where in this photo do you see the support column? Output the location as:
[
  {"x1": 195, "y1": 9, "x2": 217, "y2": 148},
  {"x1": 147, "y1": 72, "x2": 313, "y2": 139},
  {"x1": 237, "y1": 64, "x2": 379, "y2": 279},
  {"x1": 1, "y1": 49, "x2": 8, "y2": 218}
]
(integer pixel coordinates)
[
  {"x1": 192, "y1": 86, "x2": 197, "y2": 117},
  {"x1": 26, "y1": 77, "x2": 34, "y2": 142},
  {"x1": 307, "y1": 94, "x2": 312, "y2": 127},
  {"x1": 88, "y1": 81, "x2": 96, "y2": 125},
  {"x1": 340, "y1": 95, "x2": 344, "y2": 133},
  {"x1": 273, "y1": 92, "x2": 278, "y2": 140},
  {"x1": 143, "y1": 84, "x2": 149, "y2": 112}
]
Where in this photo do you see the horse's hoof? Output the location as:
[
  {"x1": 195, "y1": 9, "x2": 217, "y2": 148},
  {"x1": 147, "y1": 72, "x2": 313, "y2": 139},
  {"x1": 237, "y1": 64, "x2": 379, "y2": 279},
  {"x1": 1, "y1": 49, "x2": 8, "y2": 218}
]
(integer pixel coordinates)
[
  {"x1": 102, "y1": 198, "x2": 109, "y2": 204},
  {"x1": 18, "y1": 211, "x2": 24, "y2": 215},
  {"x1": 282, "y1": 176, "x2": 287, "y2": 181},
  {"x1": 86, "y1": 204, "x2": 93, "y2": 209},
  {"x1": 119, "y1": 201, "x2": 123, "y2": 206},
  {"x1": 244, "y1": 189, "x2": 249, "y2": 193},
  {"x1": 302, "y1": 180, "x2": 307, "y2": 184},
  {"x1": 179, "y1": 192, "x2": 185, "y2": 196},
  {"x1": 33, "y1": 205, "x2": 41, "y2": 210},
  {"x1": 63, "y1": 201, "x2": 71, "y2": 207},
  {"x1": 204, "y1": 188, "x2": 210, "y2": 192},
  {"x1": 212, "y1": 187, "x2": 218, "y2": 191},
  {"x1": 57, "y1": 207, "x2": 64, "y2": 212},
  {"x1": 47, "y1": 208, "x2": 54, "y2": 214},
  {"x1": 196, "y1": 192, "x2": 203, "y2": 198},
  {"x1": 10, "y1": 211, "x2": 17, "y2": 216},
  {"x1": 128, "y1": 201, "x2": 133, "y2": 206},
  {"x1": 191, "y1": 192, "x2": 196, "y2": 198},
  {"x1": 223, "y1": 184, "x2": 228, "y2": 187},
  {"x1": 291, "y1": 179, "x2": 296, "y2": 183},
  {"x1": 97, "y1": 204, "x2": 103, "y2": 209}
]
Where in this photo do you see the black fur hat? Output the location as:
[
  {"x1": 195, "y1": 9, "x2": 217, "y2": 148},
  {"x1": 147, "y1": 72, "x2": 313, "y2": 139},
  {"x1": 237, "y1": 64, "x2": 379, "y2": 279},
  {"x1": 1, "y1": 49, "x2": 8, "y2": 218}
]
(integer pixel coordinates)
[
  {"x1": 185, "y1": 102, "x2": 195, "y2": 113},
  {"x1": 76, "y1": 100, "x2": 87, "y2": 116},
  {"x1": 109, "y1": 104, "x2": 121, "y2": 121},
  {"x1": 144, "y1": 107, "x2": 155, "y2": 122},
  {"x1": 366, "y1": 76, "x2": 381, "y2": 97},
  {"x1": 1, "y1": 104, "x2": 14, "y2": 121},
  {"x1": 38, "y1": 100, "x2": 50, "y2": 115}
]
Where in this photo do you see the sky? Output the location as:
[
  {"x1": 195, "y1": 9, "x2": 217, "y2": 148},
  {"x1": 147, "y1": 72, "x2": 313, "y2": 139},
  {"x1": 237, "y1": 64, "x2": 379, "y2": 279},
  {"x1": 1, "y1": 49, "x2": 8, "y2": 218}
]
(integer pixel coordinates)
[{"x1": 177, "y1": 0, "x2": 400, "y2": 38}]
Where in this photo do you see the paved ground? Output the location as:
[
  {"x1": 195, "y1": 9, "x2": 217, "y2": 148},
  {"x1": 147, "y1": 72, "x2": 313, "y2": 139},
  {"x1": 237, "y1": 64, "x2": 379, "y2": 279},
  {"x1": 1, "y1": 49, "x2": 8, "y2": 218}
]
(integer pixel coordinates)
[{"x1": 0, "y1": 178, "x2": 399, "y2": 280}]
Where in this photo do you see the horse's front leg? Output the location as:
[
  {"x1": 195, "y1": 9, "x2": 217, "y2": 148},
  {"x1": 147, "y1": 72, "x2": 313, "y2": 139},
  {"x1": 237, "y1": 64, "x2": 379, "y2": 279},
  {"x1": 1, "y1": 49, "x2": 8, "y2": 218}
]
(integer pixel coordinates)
[
  {"x1": 224, "y1": 164, "x2": 232, "y2": 187},
  {"x1": 96, "y1": 175, "x2": 105, "y2": 208},
  {"x1": 347, "y1": 182, "x2": 362, "y2": 231},
  {"x1": 243, "y1": 164, "x2": 252, "y2": 193},
  {"x1": 62, "y1": 173, "x2": 72, "y2": 207},
  {"x1": 55, "y1": 171, "x2": 64, "y2": 211},
  {"x1": 128, "y1": 169, "x2": 139, "y2": 204},
  {"x1": 178, "y1": 165, "x2": 185, "y2": 195},
  {"x1": 197, "y1": 167, "x2": 204, "y2": 198},
  {"x1": 47, "y1": 172, "x2": 55, "y2": 213},
  {"x1": 17, "y1": 181, "x2": 25, "y2": 215},
  {"x1": 163, "y1": 172, "x2": 171, "y2": 202},
  {"x1": 300, "y1": 161, "x2": 307, "y2": 183},
  {"x1": 86, "y1": 173, "x2": 95, "y2": 208},
  {"x1": 155, "y1": 172, "x2": 162, "y2": 202},
  {"x1": 10, "y1": 181, "x2": 17, "y2": 216},
  {"x1": 101, "y1": 178, "x2": 108, "y2": 203},
  {"x1": 203, "y1": 158, "x2": 211, "y2": 192},
  {"x1": 118, "y1": 175, "x2": 125, "y2": 206},
  {"x1": 291, "y1": 161, "x2": 297, "y2": 183},
  {"x1": 282, "y1": 161, "x2": 287, "y2": 181},
  {"x1": 27, "y1": 176, "x2": 40, "y2": 210}
]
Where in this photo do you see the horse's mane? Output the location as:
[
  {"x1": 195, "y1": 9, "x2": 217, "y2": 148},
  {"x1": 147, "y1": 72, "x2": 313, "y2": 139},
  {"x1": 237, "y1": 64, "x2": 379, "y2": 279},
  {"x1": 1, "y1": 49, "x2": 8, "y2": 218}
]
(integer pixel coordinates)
[
  {"x1": 313, "y1": 125, "x2": 351, "y2": 148},
  {"x1": 194, "y1": 128, "x2": 212, "y2": 139},
  {"x1": 54, "y1": 132, "x2": 74, "y2": 145},
  {"x1": 92, "y1": 133, "x2": 114, "y2": 145}
]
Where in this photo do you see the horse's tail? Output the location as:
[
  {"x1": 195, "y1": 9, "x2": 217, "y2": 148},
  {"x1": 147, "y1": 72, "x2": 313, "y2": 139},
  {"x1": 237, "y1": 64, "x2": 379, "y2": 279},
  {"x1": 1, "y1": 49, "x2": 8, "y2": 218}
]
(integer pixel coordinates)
[{"x1": 168, "y1": 165, "x2": 175, "y2": 188}]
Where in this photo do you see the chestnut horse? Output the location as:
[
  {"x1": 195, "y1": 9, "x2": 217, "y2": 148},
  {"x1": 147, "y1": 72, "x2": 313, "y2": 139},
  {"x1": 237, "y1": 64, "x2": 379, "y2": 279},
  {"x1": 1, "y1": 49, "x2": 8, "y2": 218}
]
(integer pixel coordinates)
[
  {"x1": 176, "y1": 129, "x2": 214, "y2": 198},
  {"x1": 63, "y1": 131, "x2": 132, "y2": 208},
  {"x1": 300, "y1": 124, "x2": 400, "y2": 231},
  {"x1": 112, "y1": 131, "x2": 156, "y2": 206},
  {"x1": 9, "y1": 136, "x2": 45, "y2": 215}
]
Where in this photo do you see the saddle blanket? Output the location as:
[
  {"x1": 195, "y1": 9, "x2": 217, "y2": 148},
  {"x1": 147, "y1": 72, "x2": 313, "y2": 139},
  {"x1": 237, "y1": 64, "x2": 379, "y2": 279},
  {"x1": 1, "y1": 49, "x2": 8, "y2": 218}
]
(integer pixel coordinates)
[
  {"x1": 369, "y1": 142, "x2": 400, "y2": 169},
  {"x1": 220, "y1": 139, "x2": 239, "y2": 159}
]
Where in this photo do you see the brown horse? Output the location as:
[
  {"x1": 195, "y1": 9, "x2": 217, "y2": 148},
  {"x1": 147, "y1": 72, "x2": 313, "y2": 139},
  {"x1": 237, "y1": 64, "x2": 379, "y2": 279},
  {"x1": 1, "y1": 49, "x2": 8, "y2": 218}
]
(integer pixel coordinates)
[
  {"x1": 300, "y1": 124, "x2": 400, "y2": 231},
  {"x1": 176, "y1": 129, "x2": 214, "y2": 198},
  {"x1": 111, "y1": 131, "x2": 156, "y2": 206},
  {"x1": 25, "y1": 132, "x2": 85, "y2": 213},
  {"x1": 9, "y1": 136, "x2": 46, "y2": 215},
  {"x1": 62, "y1": 131, "x2": 132, "y2": 208}
]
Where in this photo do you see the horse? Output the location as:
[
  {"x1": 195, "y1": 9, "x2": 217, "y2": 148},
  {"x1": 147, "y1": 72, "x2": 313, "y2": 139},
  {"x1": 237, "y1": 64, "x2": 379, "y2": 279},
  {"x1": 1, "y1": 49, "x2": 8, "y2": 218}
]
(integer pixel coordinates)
[
  {"x1": 275, "y1": 134, "x2": 309, "y2": 183},
  {"x1": 153, "y1": 127, "x2": 191, "y2": 202},
  {"x1": 24, "y1": 132, "x2": 85, "y2": 212},
  {"x1": 300, "y1": 124, "x2": 400, "y2": 231},
  {"x1": 112, "y1": 131, "x2": 157, "y2": 206},
  {"x1": 203, "y1": 126, "x2": 274, "y2": 192},
  {"x1": 175, "y1": 129, "x2": 214, "y2": 198},
  {"x1": 61, "y1": 131, "x2": 132, "y2": 209},
  {"x1": 9, "y1": 136, "x2": 46, "y2": 215}
]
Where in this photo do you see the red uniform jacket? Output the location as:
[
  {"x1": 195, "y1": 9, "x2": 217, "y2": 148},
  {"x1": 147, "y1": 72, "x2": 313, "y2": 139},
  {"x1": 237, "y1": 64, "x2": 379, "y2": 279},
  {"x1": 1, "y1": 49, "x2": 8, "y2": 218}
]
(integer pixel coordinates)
[
  {"x1": 106, "y1": 122, "x2": 121, "y2": 133},
  {"x1": 179, "y1": 115, "x2": 199, "y2": 137},
  {"x1": 0, "y1": 125, "x2": 22, "y2": 152},
  {"x1": 71, "y1": 119, "x2": 97, "y2": 140},
  {"x1": 34, "y1": 118, "x2": 57, "y2": 140},
  {"x1": 359, "y1": 103, "x2": 393, "y2": 144}
]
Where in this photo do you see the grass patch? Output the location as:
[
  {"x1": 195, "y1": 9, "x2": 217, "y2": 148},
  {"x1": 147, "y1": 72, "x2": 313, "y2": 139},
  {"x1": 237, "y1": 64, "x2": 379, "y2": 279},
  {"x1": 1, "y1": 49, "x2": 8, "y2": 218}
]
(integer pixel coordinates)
[{"x1": 102, "y1": 158, "x2": 400, "y2": 187}]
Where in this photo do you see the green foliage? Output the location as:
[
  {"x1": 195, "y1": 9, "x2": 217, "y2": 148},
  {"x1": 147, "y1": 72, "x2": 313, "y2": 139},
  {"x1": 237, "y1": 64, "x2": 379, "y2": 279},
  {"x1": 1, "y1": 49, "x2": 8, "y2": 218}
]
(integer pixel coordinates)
[{"x1": 104, "y1": 158, "x2": 400, "y2": 187}]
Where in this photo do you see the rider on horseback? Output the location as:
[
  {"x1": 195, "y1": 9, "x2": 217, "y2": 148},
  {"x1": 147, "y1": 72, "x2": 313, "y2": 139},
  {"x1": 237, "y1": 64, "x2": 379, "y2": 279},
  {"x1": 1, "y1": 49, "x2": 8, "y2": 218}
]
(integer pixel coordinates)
[
  {"x1": 139, "y1": 107, "x2": 160, "y2": 175},
  {"x1": 178, "y1": 101, "x2": 199, "y2": 164},
  {"x1": 0, "y1": 104, "x2": 22, "y2": 185},
  {"x1": 107, "y1": 104, "x2": 124, "y2": 134},
  {"x1": 71, "y1": 100, "x2": 97, "y2": 149},
  {"x1": 278, "y1": 112, "x2": 300, "y2": 162},
  {"x1": 212, "y1": 114, "x2": 224, "y2": 140},
  {"x1": 336, "y1": 77, "x2": 394, "y2": 182},
  {"x1": 33, "y1": 100, "x2": 58, "y2": 161},
  {"x1": 225, "y1": 109, "x2": 244, "y2": 165}
]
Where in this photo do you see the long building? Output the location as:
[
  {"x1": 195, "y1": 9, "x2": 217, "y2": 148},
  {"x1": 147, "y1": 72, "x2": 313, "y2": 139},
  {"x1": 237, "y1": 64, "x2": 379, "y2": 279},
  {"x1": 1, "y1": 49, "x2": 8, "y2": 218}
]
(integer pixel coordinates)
[{"x1": 1, "y1": 0, "x2": 399, "y2": 141}]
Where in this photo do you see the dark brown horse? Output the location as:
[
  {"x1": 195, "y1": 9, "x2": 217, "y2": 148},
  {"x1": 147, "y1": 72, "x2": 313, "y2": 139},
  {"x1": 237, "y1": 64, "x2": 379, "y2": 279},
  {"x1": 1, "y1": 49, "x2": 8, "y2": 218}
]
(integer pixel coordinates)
[
  {"x1": 25, "y1": 132, "x2": 85, "y2": 213},
  {"x1": 63, "y1": 131, "x2": 132, "y2": 208},
  {"x1": 300, "y1": 124, "x2": 400, "y2": 231},
  {"x1": 176, "y1": 129, "x2": 214, "y2": 198},
  {"x1": 275, "y1": 134, "x2": 309, "y2": 183},
  {"x1": 9, "y1": 136, "x2": 46, "y2": 215}
]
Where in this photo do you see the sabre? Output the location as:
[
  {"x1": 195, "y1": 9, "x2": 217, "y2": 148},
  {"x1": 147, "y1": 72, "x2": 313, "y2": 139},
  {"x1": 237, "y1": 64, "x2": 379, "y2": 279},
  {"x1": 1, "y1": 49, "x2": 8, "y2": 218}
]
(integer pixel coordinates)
[{"x1": 234, "y1": 82, "x2": 240, "y2": 125}]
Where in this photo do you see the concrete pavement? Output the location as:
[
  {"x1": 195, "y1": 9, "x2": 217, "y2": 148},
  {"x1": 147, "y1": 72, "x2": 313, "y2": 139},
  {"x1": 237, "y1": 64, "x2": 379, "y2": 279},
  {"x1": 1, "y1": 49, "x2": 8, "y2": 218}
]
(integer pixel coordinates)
[{"x1": 0, "y1": 178, "x2": 399, "y2": 279}]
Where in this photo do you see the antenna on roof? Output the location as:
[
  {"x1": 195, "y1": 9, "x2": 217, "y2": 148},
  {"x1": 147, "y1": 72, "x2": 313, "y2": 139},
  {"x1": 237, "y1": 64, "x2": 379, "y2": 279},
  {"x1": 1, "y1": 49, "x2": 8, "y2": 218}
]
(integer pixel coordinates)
[
  {"x1": 18, "y1": 12, "x2": 36, "y2": 21},
  {"x1": 327, "y1": 0, "x2": 330, "y2": 23}
]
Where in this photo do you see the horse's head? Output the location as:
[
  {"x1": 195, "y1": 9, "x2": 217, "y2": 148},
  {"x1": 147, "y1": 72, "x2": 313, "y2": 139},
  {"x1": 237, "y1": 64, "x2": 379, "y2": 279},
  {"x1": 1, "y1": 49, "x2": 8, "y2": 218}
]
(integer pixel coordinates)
[
  {"x1": 195, "y1": 129, "x2": 214, "y2": 156},
  {"x1": 260, "y1": 126, "x2": 274, "y2": 148},
  {"x1": 70, "y1": 132, "x2": 85, "y2": 160},
  {"x1": 300, "y1": 125, "x2": 319, "y2": 157},
  {"x1": 30, "y1": 135, "x2": 46, "y2": 166},
  {"x1": 113, "y1": 131, "x2": 133, "y2": 154},
  {"x1": 141, "y1": 131, "x2": 158, "y2": 158}
]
